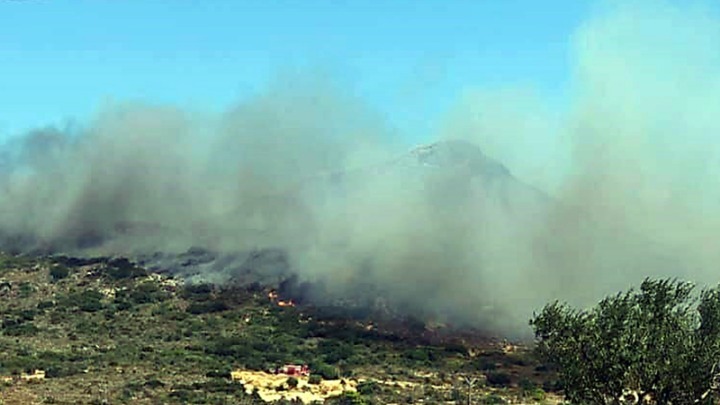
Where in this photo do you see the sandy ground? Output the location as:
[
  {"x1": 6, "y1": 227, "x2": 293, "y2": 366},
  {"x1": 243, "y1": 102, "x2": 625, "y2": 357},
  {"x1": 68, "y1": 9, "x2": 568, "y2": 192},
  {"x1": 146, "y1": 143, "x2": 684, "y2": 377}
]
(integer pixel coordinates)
[{"x1": 231, "y1": 370, "x2": 357, "y2": 403}]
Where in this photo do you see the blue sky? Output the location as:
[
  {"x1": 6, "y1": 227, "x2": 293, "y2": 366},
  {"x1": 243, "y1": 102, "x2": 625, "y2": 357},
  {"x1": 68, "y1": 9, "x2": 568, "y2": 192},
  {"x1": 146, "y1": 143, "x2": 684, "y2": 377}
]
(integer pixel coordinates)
[{"x1": 0, "y1": 0, "x2": 595, "y2": 143}]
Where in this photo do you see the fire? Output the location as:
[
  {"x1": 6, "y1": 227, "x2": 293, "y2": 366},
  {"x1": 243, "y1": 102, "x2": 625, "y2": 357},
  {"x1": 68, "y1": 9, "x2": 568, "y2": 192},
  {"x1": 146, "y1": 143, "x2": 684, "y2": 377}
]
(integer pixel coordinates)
[{"x1": 268, "y1": 290, "x2": 295, "y2": 307}]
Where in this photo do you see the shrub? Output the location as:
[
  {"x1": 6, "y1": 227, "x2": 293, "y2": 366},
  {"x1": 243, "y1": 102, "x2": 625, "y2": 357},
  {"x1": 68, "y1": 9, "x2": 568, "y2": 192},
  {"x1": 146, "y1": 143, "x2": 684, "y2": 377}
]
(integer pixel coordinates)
[
  {"x1": 205, "y1": 369, "x2": 231, "y2": 379},
  {"x1": 76, "y1": 290, "x2": 104, "y2": 312},
  {"x1": 318, "y1": 340, "x2": 355, "y2": 364},
  {"x1": 475, "y1": 359, "x2": 497, "y2": 371},
  {"x1": 480, "y1": 394, "x2": 507, "y2": 404},
  {"x1": 443, "y1": 342, "x2": 467, "y2": 355},
  {"x1": 49, "y1": 266, "x2": 70, "y2": 281},
  {"x1": 18, "y1": 282, "x2": 34, "y2": 298},
  {"x1": 186, "y1": 300, "x2": 229, "y2": 315},
  {"x1": 485, "y1": 372, "x2": 511, "y2": 387},
  {"x1": 58, "y1": 289, "x2": 105, "y2": 312},
  {"x1": 314, "y1": 363, "x2": 339, "y2": 380},
  {"x1": 326, "y1": 391, "x2": 366, "y2": 405},
  {"x1": 144, "y1": 378, "x2": 165, "y2": 388},
  {"x1": 356, "y1": 380, "x2": 381, "y2": 396},
  {"x1": 404, "y1": 348, "x2": 430, "y2": 363},
  {"x1": 37, "y1": 300, "x2": 55, "y2": 310},
  {"x1": 308, "y1": 375, "x2": 322, "y2": 385},
  {"x1": 122, "y1": 281, "x2": 170, "y2": 305},
  {"x1": 106, "y1": 258, "x2": 146, "y2": 280},
  {"x1": 3, "y1": 321, "x2": 39, "y2": 336},
  {"x1": 45, "y1": 363, "x2": 86, "y2": 378},
  {"x1": 182, "y1": 283, "x2": 214, "y2": 301},
  {"x1": 286, "y1": 377, "x2": 298, "y2": 389}
]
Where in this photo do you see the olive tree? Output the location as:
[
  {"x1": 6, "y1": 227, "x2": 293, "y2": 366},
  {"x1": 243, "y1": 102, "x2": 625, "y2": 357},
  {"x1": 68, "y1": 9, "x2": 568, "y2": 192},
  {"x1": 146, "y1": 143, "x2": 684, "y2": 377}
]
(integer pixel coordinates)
[{"x1": 530, "y1": 278, "x2": 720, "y2": 404}]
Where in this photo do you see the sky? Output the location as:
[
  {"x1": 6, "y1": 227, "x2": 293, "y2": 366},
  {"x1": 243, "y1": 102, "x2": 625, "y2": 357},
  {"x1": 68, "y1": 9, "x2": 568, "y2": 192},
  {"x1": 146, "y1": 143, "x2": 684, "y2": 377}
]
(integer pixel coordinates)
[
  {"x1": 2, "y1": 0, "x2": 720, "y2": 334},
  {"x1": 0, "y1": 0, "x2": 595, "y2": 144}
]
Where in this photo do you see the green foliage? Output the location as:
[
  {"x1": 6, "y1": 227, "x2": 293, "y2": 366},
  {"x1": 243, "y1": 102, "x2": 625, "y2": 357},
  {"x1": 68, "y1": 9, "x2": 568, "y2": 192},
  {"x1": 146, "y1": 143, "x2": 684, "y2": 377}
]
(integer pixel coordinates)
[
  {"x1": 443, "y1": 342, "x2": 467, "y2": 355},
  {"x1": 0, "y1": 253, "x2": 551, "y2": 403},
  {"x1": 485, "y1": 371, "x2": 512, "y2": 387},
  {"x1": 519, "y1": 379, "x2": 546, "y2": 401},
  {"x1": 286, "y1": 376, "x2": 298, "y2": 388},
  {"x1": 2, "y1": 319, "x2": 39, "y2": 336},
  {"x1": 18, "y1": 282, "x2": 34, "y2": 298},
  {"x1": 0, "y1": 254, "x2": 33, "y2": 274},
  {"x1": 105, "y1": 258, "x2": 146, "y2": 280},
  {"x1": 181, "y1": 283, "x2": 214, "y2": 301},
  {"x1": 474, "y1": 358, "x2": 497, "y2": 371},
  {"x1": 356, "y1": 380, "x2": 381, "y2": 396},
  {"x1": 115, "y1": 281, "x2": 169, "y2": 305},
  {"x1": 313, "y1": 363, "x2": 340, "y2": 380},
  {"x1": 530, "y1": 278, "x2": 720, "y2": 404},
  {"x1": 480, "y1": 394, "x2": 507, "y2": 404},
  {"x1": 60, "y1": 289, "x2": 105, "y2": 312},
  {"x1": 50, "y1": 265, "x2": 70, "y2": 281},
  {"x1": 326, "y1": 391, "x2": 366, "y2": 405},
  {"x1": 37, "y1": 300, "x2": 55, "y2": 310},
  {"x1": 318, "y1": 339, "x2": 355, "y2": 364},
  {"x1": 186, "y1": 300, "x2": 229, "y2": 315}
]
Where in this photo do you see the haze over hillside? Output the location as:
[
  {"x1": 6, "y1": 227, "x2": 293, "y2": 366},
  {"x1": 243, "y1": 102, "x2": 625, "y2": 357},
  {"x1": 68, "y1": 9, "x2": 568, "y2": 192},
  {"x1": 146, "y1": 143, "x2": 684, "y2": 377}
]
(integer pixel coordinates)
[{"x1": 1, "y1": 1, "x2": 720, "y2": 338}]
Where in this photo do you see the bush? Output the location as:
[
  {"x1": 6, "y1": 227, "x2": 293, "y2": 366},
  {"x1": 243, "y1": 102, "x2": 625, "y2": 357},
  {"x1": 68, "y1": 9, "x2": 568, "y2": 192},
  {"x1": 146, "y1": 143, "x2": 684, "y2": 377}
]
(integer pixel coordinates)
[
  {"x1": 18, "y1": 282, "x2": 34, "y2": 298},
  {"x1": 205, "y1": 369, "x2": 231, "y2": 379},
  {"x1": 37, "y1": 300, "x2": 55, "y2": 310},
  {"x1": 286, "y1": 377, "x2": 298, "y2": 388},
  {"x1": 120, "y1": 281, "x2": 170, "y2": 305},
  {"x1": 530, "y1": 278, "x2": 720, "y2": 404},
  {"x1": 308, "y1": 375, "x2": 322, "y2": 385},
  {"x1": 49, "y1": 266, "x2": 70, "y2": 281},
  {"x1": 356, "y1": 380, "x2": 381, "y2": 396},
  {"x1": 443, "y1": 342, "x2": 467, "y2": 355},
  {"x1": 485, "y1": 372, "x2": 511, "y2": 387},
  {"x1": 186, "y1": 300, "x2": 229, "y2": 315},
  {"x1": 106, "y1": 258, "x2": 146, "y2": 280},
  {"x1": 404, "y1": 348, "x2": 430, "y2": 363},
  {"x1": 318, "y1": 340, "x2": 355, "y2": 364},
  {"x1": 182, "y1": 283, "x2": 214, "y2": 301},
  {"x1": 475, "y1": 359, "x2": 497, "y2": 371},
  {"x1": 314, "y1": 363, "x2": 339, "y2": 380},
  {"x1": 326, "y1": 391, "x2": 366, "y2": 405},
  {"x1": 57, "y1": 290, "x2": 105, "y2": 312},
  {"x1": 480, "y1": 394, "x2": 507, "y2": 404},
  {"x1": 3, "y1": 321, "x2": 39, "y2": 336},
  {"x1": 76, "y1": 290, "x2": 104, "y2": 312}
]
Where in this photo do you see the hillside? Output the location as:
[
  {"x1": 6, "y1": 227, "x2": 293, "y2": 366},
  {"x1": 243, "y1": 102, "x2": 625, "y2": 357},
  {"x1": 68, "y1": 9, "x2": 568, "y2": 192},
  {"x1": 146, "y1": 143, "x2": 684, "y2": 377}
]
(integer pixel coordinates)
[{"x1": 0, "y1": 252, "x2": 562, "y2": 404}]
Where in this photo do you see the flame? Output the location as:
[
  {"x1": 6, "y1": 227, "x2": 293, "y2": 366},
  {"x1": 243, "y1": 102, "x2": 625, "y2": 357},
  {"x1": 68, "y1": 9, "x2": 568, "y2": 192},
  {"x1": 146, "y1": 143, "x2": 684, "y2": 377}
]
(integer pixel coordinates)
[{"x1": 268, "y1": 289, "x2": 295, "y2": 307}]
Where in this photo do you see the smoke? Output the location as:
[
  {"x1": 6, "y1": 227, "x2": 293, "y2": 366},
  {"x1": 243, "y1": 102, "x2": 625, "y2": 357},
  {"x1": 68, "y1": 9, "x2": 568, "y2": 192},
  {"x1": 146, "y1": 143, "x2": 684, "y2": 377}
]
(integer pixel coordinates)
[
  {"x1": 2, "y1": 1, "x2": 720, "y2": 338},
  {"x1": 435, "y1": 0, "x2": 720, "y2": 330}
]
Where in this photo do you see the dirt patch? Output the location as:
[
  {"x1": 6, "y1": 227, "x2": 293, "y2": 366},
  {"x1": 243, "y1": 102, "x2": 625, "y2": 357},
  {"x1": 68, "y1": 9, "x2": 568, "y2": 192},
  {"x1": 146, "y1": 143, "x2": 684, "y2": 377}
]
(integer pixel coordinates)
[{"x1": 231, "y1": 370, "x2": 356, "y2": 403}]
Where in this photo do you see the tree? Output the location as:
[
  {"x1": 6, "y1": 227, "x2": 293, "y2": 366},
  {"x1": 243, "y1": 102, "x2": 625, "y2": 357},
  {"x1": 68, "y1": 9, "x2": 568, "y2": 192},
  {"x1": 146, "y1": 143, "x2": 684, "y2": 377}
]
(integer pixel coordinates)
[{"x1": 530, "y1": 278, "x2": 720, "y2": 404}]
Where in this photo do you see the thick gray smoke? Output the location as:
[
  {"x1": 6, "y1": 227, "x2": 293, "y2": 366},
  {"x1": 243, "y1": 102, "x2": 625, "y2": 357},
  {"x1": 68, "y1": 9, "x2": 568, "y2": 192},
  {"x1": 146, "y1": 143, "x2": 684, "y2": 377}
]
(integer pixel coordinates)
[{"x1": 2, "y1": 1, "x2": 719, "y2": 338}]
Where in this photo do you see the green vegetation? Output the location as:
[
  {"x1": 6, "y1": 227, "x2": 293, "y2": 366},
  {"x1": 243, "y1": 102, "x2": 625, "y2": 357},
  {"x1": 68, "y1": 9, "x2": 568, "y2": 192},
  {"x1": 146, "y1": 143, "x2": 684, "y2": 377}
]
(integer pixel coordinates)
[
  {"x1": 0, "y1": 252, "x2": 554, "y2": 404},
  {"x1": 531, "y1": 278, "x2": 720, "y2": 404},
  {"x1": 7, "y1": 253, "x2": 706, "y2": 405},
  {"x1": 49, "y1": 265, "x2": 70, "y2": 281}
]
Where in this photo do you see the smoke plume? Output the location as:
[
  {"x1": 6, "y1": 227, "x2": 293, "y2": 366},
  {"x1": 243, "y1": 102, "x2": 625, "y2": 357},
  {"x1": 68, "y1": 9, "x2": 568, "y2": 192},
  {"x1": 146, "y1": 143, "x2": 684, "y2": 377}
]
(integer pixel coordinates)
[{"x1": 2, "y1": 1, "x2": 719, "y2": 338}]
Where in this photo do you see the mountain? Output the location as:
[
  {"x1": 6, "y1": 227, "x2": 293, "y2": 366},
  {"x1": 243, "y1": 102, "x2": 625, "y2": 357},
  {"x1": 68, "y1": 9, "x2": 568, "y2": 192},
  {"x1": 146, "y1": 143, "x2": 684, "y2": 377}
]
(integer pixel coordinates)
[{"x1": 0, "y1": 139, "x2": 682, "y2": 338}]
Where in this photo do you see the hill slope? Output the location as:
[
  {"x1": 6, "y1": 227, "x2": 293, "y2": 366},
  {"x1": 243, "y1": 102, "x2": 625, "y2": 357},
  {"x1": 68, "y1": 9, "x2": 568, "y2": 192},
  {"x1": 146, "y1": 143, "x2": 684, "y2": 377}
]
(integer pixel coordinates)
[{"x1": 0, "y1": 252, "x2": 560, "y2": 404}]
